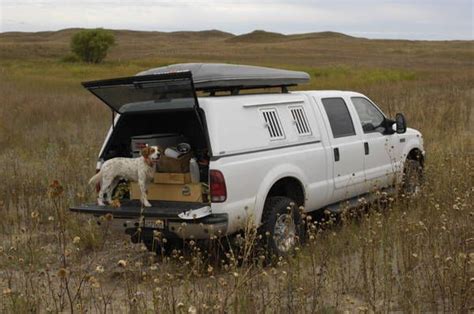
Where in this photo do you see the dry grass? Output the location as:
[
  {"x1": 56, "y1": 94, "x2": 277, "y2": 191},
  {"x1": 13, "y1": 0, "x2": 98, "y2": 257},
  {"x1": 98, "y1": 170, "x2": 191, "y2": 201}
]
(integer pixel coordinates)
[{"x1": 0, "y1": 29, "x2": 473, "y2": 313}]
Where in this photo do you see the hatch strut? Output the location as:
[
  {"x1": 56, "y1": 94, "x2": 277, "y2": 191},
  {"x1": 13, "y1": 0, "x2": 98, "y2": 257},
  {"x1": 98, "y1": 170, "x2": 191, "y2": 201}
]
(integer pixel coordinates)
[
  {"x1": 111, "y1": 110, "x2": 115, "y2": 130},
  {"x1": 189, "y1": 75, "x2": 213, "y2": 157}
]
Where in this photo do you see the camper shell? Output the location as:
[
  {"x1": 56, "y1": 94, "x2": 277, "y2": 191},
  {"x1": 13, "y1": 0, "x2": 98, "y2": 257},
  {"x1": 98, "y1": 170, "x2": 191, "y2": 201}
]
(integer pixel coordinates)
[{"x1": 82, "y1": 63, "x2": 310, "y2": 161}]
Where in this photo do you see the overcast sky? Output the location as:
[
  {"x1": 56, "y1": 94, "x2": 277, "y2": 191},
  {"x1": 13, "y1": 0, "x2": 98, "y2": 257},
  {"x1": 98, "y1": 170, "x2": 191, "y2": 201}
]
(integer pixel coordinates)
[{"x1": 1, "y1": 0, "x2": 472, "y2": 40}]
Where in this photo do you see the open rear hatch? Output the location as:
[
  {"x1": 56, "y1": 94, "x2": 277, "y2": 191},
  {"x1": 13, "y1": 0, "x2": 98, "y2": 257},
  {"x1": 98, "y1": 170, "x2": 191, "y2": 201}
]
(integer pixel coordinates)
[{"x1": 82, "y1": 71, "x2": 199, "y2": 114}]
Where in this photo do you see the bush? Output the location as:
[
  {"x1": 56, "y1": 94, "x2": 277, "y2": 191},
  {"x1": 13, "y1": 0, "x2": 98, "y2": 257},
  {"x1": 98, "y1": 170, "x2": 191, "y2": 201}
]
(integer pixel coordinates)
[
  {"x1": 60, "y1": 53, "x2": 80, "y2": 63},
  {"x1": 70, "y1": 29, "x2": 115, "y2": 63}
]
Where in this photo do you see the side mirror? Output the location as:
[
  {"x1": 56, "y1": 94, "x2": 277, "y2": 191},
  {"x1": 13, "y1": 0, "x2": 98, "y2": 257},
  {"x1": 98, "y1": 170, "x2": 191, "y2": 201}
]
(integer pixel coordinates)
[
  {"x1": 393, "y1": 113, "x2": 407, "y2": 134},
  {"x1": 362, "y1": 122, "x2": 375, "y2": 132}
]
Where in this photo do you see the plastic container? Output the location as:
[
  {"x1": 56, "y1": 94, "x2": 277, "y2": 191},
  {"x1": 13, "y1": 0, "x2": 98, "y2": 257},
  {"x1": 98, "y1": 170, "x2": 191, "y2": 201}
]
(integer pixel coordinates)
[
  {"x1": 164, "y1": 147, "x2": 181, "y2": 159},
  {"x1": 189, "y1": 158, "x2": 200, "y2": 183},
  {"x1": 164, "y1": 143, "x2": 192, "y2": 159}
]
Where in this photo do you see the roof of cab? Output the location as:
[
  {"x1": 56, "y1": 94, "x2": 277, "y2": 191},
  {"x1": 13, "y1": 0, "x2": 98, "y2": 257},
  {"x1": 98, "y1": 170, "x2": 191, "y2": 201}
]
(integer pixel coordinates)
[
  {"x1": 197, "y1": 90, "x2": 366, "y2": 105},
  {"x1": 295, "y1": 90, "x2": 366, "y2": 98},
  {"x1": 137, "y1": 63, "x2": 310, "y2": 91}
]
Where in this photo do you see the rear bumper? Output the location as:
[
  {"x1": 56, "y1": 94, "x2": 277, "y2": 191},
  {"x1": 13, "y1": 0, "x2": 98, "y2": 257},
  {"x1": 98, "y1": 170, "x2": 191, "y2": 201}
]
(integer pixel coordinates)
[{"x1": 69, "y1": 200, "x2": 228, "y2": 240}]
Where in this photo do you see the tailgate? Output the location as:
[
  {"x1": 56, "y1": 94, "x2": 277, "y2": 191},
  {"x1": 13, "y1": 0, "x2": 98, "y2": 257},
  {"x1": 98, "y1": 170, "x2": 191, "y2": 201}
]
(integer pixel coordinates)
[{"x1": 69, "y1": 200, "x2": 205, "y2": 219}]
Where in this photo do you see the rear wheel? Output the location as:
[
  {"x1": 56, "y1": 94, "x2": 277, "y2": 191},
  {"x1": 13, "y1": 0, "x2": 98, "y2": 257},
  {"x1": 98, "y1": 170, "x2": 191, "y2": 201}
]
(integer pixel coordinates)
[{"x1": 260, "y1": 196, "x2": 304, "y2": 258}]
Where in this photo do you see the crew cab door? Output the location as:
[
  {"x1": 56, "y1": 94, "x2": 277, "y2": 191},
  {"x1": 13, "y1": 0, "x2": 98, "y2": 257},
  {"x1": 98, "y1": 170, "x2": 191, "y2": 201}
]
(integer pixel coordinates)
[
  {"x1": 349, "y1": 97, "x2": 398, "y2": 189},
  {"x1": 318, "y1": 97, "x2": 367, "y2": 202},
  {"x1": 82, "y1": 71, "x2": 199, "y2": 114}
]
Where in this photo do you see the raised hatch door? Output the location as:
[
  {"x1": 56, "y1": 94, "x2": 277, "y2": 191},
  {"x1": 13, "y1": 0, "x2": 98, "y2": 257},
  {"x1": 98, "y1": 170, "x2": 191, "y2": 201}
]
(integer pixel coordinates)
[{"x1": 82, "y1": 71, "x2": 198, "y2": 114}]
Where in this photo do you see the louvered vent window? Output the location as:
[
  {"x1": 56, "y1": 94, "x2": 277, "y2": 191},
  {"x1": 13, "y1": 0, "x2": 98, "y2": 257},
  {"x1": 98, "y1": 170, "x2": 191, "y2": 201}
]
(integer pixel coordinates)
[
  {"x1": 261, "y1": 109, "x2": 285, "y2": 140},
  {"x1": 290, "y1": 106, "x2": 311, "y2": 136}
]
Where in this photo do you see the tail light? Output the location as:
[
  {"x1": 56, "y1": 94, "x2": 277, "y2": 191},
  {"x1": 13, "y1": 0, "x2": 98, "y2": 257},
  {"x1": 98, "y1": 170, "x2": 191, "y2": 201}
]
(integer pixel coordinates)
[{"x1": 210, "y1": 170, "x2": 227, "y2": 203}]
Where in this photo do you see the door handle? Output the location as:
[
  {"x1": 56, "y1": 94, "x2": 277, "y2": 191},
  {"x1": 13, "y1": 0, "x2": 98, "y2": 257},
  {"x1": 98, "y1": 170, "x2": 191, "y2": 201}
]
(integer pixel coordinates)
[
  {"x1": 334, "y1": 148, "x2": 340, "y2": 162},
  {"x1": 364, "y1": 142, "x2": 369, "y2": 155}
]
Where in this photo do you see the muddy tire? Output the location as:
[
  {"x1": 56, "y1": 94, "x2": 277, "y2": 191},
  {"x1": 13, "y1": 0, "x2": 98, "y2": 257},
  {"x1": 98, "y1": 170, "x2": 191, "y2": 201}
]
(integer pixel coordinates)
[
  {"x1": 402, "y1": 159, "x2": 423, "y2": 196},
  {"x1": 260, "y1": 196, "x2": 305, "y2": 259}
]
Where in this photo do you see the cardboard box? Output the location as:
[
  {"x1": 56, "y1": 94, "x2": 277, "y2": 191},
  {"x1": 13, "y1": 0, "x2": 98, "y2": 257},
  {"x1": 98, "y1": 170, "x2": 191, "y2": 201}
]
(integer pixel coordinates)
[
  {"x1": 154, "y1": 172, "x2": 192, "y2": 185},
  {"x1": 131, "y1": 182, "x2": 203, "y2": 203},
  {"x1": 157, "y1": 153, "x2": 192, "y2": 173}
]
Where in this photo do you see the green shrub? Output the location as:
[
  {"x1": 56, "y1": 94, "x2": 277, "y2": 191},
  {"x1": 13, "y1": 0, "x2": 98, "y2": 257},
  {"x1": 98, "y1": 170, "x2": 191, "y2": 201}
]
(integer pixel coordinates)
[
  {"x1": 70, "y1": 29, "x2": 115, "y2": 63},
  {"x1": 60, "y1": 53, "x2": 80, "y2": 63}
]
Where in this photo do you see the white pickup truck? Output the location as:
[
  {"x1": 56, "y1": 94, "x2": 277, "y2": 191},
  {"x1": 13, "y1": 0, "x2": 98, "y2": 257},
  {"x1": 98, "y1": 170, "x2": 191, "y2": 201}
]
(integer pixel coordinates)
[{"x1": 70, "y1": 63, "x2": 425, "y2": 256}]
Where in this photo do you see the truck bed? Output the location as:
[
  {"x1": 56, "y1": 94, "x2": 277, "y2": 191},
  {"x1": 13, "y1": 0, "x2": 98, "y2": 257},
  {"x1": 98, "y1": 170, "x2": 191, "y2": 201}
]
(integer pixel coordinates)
[{"x1": 69, "y1": 200, "x2": 207, "y2": 219}]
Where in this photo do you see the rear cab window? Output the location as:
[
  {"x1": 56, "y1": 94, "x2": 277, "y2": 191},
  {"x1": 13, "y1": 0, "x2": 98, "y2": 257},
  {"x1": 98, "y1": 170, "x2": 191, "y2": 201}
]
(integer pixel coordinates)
[{"x1": 321, "y1": 97, "x2": 356, "y2": 138}]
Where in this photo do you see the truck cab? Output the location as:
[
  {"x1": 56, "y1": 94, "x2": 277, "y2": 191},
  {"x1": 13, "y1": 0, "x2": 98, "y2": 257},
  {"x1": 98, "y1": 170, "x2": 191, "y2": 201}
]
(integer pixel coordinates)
[{"x1": 70, "y1": 63, "x2": 425, "y2": 256}]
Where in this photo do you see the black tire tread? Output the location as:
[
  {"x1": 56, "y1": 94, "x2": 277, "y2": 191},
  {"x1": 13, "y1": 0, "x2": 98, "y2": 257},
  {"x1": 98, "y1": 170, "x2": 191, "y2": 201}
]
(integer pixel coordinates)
[
  {"x1": 260, "y1": 196, "x2": 302, "y2": 258},
  {"x1": 402, "y1": 159, "x2": 423, "y2": 195}
]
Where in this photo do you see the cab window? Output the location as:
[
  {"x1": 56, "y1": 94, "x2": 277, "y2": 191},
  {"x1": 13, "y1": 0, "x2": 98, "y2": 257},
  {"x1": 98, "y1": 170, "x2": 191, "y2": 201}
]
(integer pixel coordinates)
[
  {"x1": 321, "y1": 98, "x2": 356, "y2": 138},
  {"x1": 351, "y1": 97, "x2": 385, "y2": 133}
]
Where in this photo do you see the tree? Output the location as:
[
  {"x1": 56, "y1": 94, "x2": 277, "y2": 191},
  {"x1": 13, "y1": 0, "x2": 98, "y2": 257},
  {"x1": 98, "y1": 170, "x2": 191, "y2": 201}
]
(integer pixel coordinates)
[{"x1": 71, "y1": 29, "x2": 115, "y2": 63}]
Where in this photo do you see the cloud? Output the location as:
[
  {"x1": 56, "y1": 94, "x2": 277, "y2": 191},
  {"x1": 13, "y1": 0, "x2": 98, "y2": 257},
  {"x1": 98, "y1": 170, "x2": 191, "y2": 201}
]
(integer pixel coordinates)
[{"x1": 1, "y1": 0, "x2": 472, "y2": 39}]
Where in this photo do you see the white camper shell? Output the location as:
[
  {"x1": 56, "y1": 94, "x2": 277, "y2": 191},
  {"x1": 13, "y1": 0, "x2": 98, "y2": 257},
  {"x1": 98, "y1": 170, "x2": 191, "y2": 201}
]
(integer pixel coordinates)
[{"x1": 70, "y1": 63, "x2": 425, "y2": 256}]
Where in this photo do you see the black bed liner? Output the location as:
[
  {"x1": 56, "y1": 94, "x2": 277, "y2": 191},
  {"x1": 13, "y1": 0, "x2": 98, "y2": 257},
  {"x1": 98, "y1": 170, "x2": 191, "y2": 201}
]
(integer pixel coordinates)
[{"x1": 69, "y1": 200, "x2": 206, "y2": 219}]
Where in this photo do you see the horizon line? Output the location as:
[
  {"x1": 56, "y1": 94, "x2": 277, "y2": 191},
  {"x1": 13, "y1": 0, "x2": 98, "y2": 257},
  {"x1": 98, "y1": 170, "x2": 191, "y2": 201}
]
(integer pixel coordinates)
[{"x1": 0, "y1": 27, "x2": 472, "y2": 42}]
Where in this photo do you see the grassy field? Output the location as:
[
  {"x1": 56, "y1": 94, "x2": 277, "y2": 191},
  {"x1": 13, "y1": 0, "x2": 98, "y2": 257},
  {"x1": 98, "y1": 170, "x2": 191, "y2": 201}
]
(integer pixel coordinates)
[{"x1": 0, "y1": 29, "x2": 473, "y2": 313}]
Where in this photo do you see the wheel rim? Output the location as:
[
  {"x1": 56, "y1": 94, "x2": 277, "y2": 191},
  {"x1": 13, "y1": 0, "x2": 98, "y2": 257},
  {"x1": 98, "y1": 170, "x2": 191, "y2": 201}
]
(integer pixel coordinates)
[{"x1": 273, "y1": 213, "x2": 296, "y2": 253}]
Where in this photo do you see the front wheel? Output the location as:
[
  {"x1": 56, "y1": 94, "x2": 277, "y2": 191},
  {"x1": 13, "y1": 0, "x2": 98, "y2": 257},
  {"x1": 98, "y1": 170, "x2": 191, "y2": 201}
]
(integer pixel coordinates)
[
  {"x1": 260, "y1": 196, "x2": 305, "y2": 258},
  {"x1": 402, "y1": 159, "x2": 423, "y2": 196}
]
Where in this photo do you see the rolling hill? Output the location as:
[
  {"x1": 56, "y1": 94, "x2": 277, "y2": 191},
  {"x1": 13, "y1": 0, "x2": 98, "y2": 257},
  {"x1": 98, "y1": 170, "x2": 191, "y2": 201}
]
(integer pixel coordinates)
[{"x1": 0, "y1": 28, "x2": 472, "y2": 71}]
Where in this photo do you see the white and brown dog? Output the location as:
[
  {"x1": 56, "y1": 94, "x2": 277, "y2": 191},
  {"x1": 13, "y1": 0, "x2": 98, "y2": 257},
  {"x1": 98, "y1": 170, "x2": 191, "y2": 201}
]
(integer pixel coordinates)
[{"x1": 89, "y1": 146, "x2": 161, "y2": 207}]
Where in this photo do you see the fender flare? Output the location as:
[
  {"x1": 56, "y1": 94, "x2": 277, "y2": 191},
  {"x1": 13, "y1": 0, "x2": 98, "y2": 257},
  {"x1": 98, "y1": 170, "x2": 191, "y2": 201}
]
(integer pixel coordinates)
[
  {"x1": 252, "y1": 163, "x2": 307, "y2": 226},
  {"x1": 395, "y1": 142, "x2": 424, "y2": 184},
  {"x1": 402, "y1": 142, "x2": 425, "y2": 165}
]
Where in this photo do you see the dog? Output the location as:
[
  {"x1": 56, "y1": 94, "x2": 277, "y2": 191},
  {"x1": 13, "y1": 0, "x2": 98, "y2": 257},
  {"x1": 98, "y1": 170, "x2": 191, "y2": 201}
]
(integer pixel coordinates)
[{"x1": 88, "y1": 146, "x2": 161, "y2": 207}]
